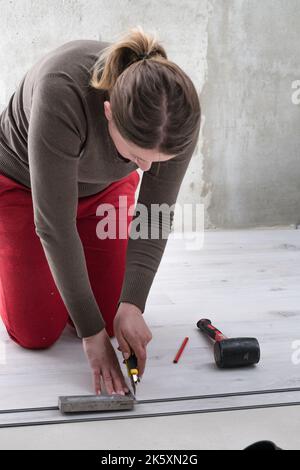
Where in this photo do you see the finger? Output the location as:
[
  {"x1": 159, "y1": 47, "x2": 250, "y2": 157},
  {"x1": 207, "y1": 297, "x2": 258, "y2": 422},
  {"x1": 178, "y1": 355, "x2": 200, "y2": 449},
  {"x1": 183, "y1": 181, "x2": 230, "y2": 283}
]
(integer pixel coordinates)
[
  {"x1": 101, "y1": 368, "x2": 115, "y2": 395},
  {"x1": 118, "y1": 332, "x2": 132, "y2": 360},
  {"x1": 111, "y1": 369, "x2": 129, "y2": 395},
  {"x1": 124, "y1": 337, "x2": 145, "y2": 375},
  {"x1": 145, "y1": 330, "x2": 153, "y2": 345},
  {"x1": 134, "y1": 343, "x2": 147, "y2": 377},
  {"x1": 93, "y1": 368, "x2": 101, "y2": 395},
  {"x1": 112, "y1": 349, "x2": 130, "y2": 393},
  {"x1": 110, "y1": 352, "x2": 130, "y2": 394}
]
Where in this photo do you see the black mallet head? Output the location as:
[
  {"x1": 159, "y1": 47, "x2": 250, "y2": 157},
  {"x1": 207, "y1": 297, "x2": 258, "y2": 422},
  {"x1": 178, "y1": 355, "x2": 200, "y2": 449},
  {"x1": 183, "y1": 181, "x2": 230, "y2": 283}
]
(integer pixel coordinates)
[
  {"x1": 214, "y1": 337, "x2": 260, "y2": 369},
  {"x1": 197, "y1": 319, "x2": 261, "y2": 369}
]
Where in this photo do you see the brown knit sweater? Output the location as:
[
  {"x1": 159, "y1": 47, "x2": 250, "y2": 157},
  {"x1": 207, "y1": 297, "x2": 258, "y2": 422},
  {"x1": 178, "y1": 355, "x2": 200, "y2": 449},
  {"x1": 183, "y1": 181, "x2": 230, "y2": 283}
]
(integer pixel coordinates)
[{"x1": 0, "y1": 39, "x2": 199, "y2": 338}]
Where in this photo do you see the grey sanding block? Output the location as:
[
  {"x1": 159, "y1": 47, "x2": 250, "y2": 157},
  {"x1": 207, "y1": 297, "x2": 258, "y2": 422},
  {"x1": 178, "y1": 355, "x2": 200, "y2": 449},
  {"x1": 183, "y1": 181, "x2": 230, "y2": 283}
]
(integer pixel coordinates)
[{"x1": 58, "y1": 392, "x2": 135, "y2": 414}]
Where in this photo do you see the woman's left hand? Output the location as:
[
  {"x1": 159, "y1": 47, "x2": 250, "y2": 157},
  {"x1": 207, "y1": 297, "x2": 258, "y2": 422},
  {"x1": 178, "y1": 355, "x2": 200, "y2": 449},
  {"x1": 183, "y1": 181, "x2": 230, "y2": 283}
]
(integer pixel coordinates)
[{"x1": 113, "y1": 302, "x2": 152, "y2": 378}]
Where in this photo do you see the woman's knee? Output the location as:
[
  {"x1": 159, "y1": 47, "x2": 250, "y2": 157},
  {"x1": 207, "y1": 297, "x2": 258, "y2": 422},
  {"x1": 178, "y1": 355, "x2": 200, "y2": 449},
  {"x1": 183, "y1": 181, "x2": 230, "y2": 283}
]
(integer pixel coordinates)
[
  {"x1": 18, "y1": 336, "x2": 60, "y2": 350},
  {"x1": 5, "y1": 323, "x2": 66, "y2": 350}
]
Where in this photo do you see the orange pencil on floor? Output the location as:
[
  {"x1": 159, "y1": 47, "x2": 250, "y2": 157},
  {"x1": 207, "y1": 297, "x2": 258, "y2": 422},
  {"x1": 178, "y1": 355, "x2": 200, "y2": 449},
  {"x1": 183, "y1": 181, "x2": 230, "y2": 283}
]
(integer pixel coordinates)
[{"x1": 173, "y1": 337, "x2": 189, "y2": 363}]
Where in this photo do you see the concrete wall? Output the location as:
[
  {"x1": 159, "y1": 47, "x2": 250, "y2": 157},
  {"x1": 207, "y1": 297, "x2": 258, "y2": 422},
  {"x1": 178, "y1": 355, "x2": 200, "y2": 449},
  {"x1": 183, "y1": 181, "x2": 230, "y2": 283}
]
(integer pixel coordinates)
[
  {"x1": 202, "y1": 0, "x2": 300, "y2": 228},
  {"x1": 0, "y1": 0, "x2": 299, "y2": 229}
]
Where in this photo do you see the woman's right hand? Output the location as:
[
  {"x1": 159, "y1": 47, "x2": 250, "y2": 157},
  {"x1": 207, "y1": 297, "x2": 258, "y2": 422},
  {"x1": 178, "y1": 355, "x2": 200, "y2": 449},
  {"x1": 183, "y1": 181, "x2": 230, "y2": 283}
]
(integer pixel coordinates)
[{"x1": 82, "y1": 328, "x2": 129, "y2": 395}]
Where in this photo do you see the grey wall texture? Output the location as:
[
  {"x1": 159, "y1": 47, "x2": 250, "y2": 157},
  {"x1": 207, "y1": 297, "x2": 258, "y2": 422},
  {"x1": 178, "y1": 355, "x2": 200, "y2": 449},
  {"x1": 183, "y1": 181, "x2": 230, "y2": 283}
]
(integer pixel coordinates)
[
  {"x1": 202, "y1": 0, "x2": 300, "y2": 229},
  {"x1": 0, "y1": 0, "x2": 299, "y2": 229}
]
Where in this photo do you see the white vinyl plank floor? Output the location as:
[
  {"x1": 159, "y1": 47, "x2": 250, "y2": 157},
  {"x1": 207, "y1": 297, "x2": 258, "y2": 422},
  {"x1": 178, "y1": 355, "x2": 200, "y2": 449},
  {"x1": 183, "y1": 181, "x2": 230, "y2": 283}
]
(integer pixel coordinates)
[{"x1": 0, "y1": 228, "x2": 300, "y2": 448}]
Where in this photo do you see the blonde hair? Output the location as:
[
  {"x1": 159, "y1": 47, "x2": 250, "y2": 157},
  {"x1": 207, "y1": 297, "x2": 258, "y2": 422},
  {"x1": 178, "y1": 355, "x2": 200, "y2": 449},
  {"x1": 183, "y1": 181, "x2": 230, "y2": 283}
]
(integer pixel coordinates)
[{"x1": 89, "y1": 25, "x2": 201, "y2": 158}]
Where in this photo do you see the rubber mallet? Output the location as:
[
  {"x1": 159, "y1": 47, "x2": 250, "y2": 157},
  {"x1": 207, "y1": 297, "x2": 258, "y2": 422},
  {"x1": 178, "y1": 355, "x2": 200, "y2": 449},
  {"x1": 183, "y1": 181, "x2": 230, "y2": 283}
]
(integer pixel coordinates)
[{"x1": 197, "y1": 319, "x2": 260, "y2": 368}]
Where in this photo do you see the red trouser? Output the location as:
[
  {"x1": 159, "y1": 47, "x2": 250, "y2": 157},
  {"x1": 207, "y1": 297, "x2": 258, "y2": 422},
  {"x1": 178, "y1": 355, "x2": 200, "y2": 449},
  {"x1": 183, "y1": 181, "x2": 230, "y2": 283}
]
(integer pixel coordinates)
[{"x1": 0, "y1": 170, "x2": 140, "y2": 349}]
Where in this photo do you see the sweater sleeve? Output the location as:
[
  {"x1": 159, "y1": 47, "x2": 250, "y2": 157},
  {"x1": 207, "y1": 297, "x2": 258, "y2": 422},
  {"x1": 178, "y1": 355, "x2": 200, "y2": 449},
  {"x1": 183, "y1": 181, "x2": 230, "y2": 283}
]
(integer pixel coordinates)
[
  {"x1": 28, "y1": 74, "x2": 106, "y2": 338},
  {"x1": 117, "y1": 128, "x2": 200, "y2": 312}
]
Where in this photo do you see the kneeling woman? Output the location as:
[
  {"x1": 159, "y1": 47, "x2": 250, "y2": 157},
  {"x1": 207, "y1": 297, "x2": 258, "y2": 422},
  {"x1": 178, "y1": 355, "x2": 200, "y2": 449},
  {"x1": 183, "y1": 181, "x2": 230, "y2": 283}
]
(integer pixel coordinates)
[{"x1": 0, "y1": 26, "x2": 201, "y2": 395}]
